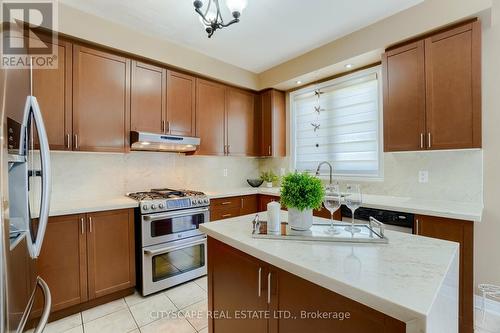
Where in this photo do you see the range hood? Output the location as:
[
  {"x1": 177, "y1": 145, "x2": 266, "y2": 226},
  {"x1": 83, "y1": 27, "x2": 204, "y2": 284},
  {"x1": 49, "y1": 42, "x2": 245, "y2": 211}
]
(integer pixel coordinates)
[{"x1": 130, "y1": 131, "x2": 200, "y2": 152}]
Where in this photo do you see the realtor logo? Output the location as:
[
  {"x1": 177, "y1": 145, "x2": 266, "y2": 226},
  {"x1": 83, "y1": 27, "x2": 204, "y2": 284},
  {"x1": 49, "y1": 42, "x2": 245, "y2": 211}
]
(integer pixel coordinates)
[{"x1": 1, "y1": 0, "x2": 58, "y2": 69}]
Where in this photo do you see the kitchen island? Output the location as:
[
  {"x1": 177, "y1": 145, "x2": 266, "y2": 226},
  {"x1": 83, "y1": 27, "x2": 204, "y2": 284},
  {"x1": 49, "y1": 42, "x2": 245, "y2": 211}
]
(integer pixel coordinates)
[{"x1": 200, "y1": 211, "x2": 459, "y2": 333}]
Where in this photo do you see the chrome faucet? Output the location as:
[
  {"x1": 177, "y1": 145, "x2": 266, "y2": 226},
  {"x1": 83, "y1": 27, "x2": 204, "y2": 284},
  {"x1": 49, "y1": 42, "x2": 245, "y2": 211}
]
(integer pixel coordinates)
[{"x1": 315, "y1": 161, "x2": 333, "y2": 185}]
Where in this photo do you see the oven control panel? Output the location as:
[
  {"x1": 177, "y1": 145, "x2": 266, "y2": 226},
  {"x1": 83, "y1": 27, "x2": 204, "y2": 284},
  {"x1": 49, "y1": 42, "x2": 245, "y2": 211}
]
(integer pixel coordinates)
[{"x1": 140, "y1": 196, "x2": 210, "y2": 213}]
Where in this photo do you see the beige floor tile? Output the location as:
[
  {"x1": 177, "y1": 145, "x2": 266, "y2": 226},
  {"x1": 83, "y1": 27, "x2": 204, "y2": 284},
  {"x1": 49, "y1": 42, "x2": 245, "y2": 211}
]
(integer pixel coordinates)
[
  {"x1": 84, "y1": 308, "x2": 137, "y2": 333},
  {"x1": 30, "y1": 313, "x2": 82, "y2": 333},
  {"x1": 61, "y1": 326, "x2": 84, "y2": 333},
  {"x1": 139, "y1": 317, "x2": 196, "y2": 333},
  {"x1": 194, "y1": 276, "x2": 208, "y2": 291},
  {"x1": 198, "y1": 327, "x2": 208, "y2": 333},
  {"x1": 82, "y1": 298, "x2": 127, "y2": 323},
  {"x1": 125, "y1": 290, "x2": 150, "y2": 307},
  {"x1": 129, "y1": 293, "x2": 177, "y2": 327},
  {"x1": 180, "y1": 299, "x2": 208, "y2": 331},
  {"x1": 165, "y1": 282, "x2": 207, "y2": 310}
]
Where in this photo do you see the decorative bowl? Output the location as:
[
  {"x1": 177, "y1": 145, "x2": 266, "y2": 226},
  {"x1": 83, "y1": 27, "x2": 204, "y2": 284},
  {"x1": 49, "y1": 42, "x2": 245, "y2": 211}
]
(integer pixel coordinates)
[{"x1": 247, "y1": 179, "x2": 264, "y2": 188}]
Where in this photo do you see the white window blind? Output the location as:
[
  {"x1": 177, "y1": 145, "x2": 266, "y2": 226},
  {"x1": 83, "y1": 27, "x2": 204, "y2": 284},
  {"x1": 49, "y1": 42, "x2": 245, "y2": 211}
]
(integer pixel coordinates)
[{"x1": 291, "y1": 68, "x2": 382, "y2": 178}]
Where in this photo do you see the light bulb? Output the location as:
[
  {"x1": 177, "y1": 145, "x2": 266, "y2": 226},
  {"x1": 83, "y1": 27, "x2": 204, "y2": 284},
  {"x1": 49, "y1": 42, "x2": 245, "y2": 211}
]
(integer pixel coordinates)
[{"x1": 225, "y1": 0, "x2": 247, "y2": 15}]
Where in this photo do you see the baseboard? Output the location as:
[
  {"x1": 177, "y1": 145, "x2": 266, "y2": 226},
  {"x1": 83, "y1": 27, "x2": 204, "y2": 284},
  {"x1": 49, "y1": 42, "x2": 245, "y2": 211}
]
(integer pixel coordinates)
[{"x1": 475, "y1": 294, "x2": 500, "y2": 316}]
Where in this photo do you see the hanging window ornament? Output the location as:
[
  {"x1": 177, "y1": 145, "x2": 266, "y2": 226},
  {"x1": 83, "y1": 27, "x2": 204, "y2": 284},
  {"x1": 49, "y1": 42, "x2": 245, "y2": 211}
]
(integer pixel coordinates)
[{"x1": 311, "y1": 123, "x2": 321, "y2": 132}]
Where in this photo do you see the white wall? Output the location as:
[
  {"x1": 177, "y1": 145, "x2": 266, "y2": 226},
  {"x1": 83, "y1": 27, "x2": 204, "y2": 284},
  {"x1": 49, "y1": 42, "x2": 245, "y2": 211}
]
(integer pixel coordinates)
[
  {"x1": 49, "y1": 151, "x2": 260, "y2": 203},
  {"x1": 260, "y1": 150, "x2": 483, "y2": 203}
]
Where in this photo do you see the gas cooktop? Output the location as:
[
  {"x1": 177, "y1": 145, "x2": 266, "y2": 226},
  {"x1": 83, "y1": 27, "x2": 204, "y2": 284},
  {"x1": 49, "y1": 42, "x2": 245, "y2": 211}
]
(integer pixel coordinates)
[{"x1": 128, "y1": 188, "x2": 209, "y2": 213}]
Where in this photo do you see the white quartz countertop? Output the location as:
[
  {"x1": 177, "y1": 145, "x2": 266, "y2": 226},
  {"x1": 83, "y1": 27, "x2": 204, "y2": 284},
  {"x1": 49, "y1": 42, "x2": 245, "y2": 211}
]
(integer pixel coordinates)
[
  {"x1": 201, "y1": 211, "x2": 460, "y2": 332},
  {"x1": 47, "y1": 197, "x2": 138, "y2": 217},
  {"x1": 203, "y1": 187, "x2": 483, "y2": 221}
]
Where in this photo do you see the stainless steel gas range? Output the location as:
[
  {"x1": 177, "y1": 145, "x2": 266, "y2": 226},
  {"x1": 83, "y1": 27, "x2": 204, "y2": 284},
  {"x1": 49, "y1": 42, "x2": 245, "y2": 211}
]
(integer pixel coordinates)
[{"x1": 128, "y1": 188, "x2": 209, "y2": 296}]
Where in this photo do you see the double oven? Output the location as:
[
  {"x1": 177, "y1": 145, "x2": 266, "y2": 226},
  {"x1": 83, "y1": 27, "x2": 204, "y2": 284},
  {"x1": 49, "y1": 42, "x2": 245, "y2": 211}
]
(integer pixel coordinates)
[{"x1": 138, "y1": 203, "x2": 209, "y2": 296}]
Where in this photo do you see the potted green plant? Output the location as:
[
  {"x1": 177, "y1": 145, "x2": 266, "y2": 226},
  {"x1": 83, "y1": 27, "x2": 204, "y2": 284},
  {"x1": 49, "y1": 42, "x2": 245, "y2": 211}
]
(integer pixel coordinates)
[
  {"x1": 280, "y1": 172, "x2": 325, "y2": 231},
  {"x1": 260, "y1": 170, "x2": 279, "y2": 188}
]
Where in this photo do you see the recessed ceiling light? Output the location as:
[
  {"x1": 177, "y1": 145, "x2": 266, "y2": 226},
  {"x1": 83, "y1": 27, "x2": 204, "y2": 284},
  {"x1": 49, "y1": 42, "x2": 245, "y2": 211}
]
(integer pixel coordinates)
[
  {"x1": 296, "y1": 80, "x2": 302, "y2": 85},
  {"x1": 345, "y1": 64, "x2": 354, "y2": 69}
]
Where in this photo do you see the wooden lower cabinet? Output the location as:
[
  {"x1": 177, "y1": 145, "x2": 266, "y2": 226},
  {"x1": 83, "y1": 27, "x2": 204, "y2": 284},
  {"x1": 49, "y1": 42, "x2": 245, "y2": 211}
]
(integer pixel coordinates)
[
  {"x1": 208, "y1": 238, "x2": 405, "y2": 333},
  {"x1": 33, "y1": 209, "x2": 135, "y2": 317},
  {"x1": 87, "y1": 209, "x2": 136, "y2": 299},
  {"x1": 415, "y1": 215, "x2": 473, "y2": 333}
]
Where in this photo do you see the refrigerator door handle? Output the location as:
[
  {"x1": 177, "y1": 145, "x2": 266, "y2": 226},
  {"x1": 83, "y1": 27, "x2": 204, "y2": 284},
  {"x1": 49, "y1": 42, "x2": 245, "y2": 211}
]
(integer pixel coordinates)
[
  {"x1": 29, "y1": 96, "x2": 52, "y2": 258},
  {"x1": 33, "y1": 277, "x2": 51, "y2": 333}
]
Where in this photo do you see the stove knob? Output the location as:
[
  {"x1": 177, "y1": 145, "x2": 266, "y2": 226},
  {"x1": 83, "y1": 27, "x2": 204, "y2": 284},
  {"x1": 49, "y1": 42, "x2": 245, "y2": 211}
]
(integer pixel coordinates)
[
  {"x1": 159, "y1": 203, "x2": 165, "y2": 209},
  {"x1": 142, "y1": 204, "x2": 149, "y2": 211},
  {"x1": 197, "y1": 199, "x2": 203, "y2": 205},
  {"x1": 204, "y1": 198, "x2": 209, "y2": 204},
  {"x1": 151, "y1": 204, "x2": 157, "y2": 210}
]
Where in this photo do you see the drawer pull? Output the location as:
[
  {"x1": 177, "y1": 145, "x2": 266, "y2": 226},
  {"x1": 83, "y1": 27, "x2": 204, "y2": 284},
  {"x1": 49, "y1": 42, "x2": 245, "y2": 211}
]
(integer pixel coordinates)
[
  {"x1": 222, "y1": 214, "x2": 232, "y2": 218},
  {"x1": 221, "y1": 202, "x2": 232, "y2": 205}
]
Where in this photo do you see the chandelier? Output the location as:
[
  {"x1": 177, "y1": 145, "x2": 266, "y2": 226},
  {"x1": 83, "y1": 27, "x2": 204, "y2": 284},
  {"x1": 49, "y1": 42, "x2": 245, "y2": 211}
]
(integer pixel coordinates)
[{"x1": 193, "y1": 0, "x2": 247, "y2": 38}]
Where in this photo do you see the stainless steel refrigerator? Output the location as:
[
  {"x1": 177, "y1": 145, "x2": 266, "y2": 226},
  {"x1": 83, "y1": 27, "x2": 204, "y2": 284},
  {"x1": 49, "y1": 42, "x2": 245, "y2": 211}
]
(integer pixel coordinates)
[{"x1": 0, "y1": 35, "x2": 52, "y2": 332}]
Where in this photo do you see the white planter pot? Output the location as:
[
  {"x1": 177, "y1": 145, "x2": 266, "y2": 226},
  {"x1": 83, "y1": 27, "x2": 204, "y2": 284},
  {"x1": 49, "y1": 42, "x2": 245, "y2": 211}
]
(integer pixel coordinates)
[
  {"x1": 266, "y1": 182, "x2": 273, "y2": 188},
  {"x1": 288, "y1": 208, "x2": 313, "y2": 231}
]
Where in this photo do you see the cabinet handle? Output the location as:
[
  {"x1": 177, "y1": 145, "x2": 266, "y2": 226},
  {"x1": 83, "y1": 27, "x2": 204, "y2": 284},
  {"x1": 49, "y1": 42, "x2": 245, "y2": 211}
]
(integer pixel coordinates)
[
  {"x1": 89, "y1": 216, "x2": 93, "y2": 233},
  {"x1": 258, "y1": 267, "x2": 262, "y2": 297},
  {"x1": 227, "y1": 145, "x2": 230, "y2": 155},
  {"x1": 221, "y1": 201, "x2": 232, "y2": 205},
  {"x1": 222, "y1": 214, "x2": 232, "y2": 218},
  {"x1": 267, "y1": 272, "x2": 271, "y2": 304},
  {"x1": 223, "y1": 145, "x2": 226, "y2": 155},
  {"x1": 428, "y1": 133, "x2": 432, "y2": 148},
  {"x1": 161, "y1": 120, "x2": 165, "y2": 133},
  {"x1": 415, "y1": 219, "x2": 419, "y2": 235},
  {"x1": 420, "y1": 133, "x2": 424, "y2": 149},
  {"x1": 166, "y1": 121, "x2": 170, "y2": 134},
  {"x1": 74, "y1": 134, "x2": 78, "y2": 150},
  {"x1": 268, "y1": 145, "x2": 271, "y2": 156},
  {"x1": 80, "y1": 217, "x2": 84, "y2": 234},
  {"x1": 66, "y1": 134, "x2": 70, "y2": 149},
  {"x1": 241, "y1": 198, "x2": 244, "y2": 208}
]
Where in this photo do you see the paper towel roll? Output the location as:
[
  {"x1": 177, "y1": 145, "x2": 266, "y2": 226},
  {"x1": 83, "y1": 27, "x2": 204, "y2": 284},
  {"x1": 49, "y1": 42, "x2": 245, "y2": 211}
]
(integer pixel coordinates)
[{"x1": 267, "y1": 201, "x2": 281, "y2": 234}]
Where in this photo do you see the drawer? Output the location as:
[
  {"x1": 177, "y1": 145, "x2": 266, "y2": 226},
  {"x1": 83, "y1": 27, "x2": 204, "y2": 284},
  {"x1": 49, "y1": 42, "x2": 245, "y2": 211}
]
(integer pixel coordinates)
[
  {"x1": 210, "y1": 196, "x2": 241, "y2": 210},
  {"x1": 240, "y1": 195, "x2": 258, "y2": 215},
  {"x1": 211, "y1": 207, "x2": 241, "y2": 221}
]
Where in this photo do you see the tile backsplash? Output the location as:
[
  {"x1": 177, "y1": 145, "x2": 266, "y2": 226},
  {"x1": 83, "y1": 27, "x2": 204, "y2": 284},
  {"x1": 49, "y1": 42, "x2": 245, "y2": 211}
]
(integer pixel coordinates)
[
  {"x1": 49, "y1": 151, "x2": 260, "y2": 203},
  {"x1": 260, "y1": 150, "x2": 483, "y2": 203}
]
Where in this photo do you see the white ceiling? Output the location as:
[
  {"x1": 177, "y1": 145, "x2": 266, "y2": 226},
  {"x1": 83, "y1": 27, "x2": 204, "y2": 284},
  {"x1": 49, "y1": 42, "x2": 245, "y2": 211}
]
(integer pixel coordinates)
[{"x1": 60, "y1": 0, "x2": 423, "y2": 73}]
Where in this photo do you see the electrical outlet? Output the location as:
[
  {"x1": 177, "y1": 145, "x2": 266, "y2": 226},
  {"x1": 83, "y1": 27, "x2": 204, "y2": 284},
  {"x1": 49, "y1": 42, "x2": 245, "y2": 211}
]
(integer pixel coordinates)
[
  {"x1": 280, "y1": 168, "x2": 286, "y2": 176},
  {"x1": 418, "y1": 170, "x2": 429, "y2": 183},
  {"x1": 223, "y1": 168, "x2": 228, "y2": 177}
]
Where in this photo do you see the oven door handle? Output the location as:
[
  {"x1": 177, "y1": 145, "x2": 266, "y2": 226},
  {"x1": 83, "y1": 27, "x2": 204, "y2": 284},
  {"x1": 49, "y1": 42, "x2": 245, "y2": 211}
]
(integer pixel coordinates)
[
  {"x1": 143, "y1": 207, "x2": 209, "y2": 221},
  {"x1": 144, "y1": 237, "x2": 206, "y2": 255}
]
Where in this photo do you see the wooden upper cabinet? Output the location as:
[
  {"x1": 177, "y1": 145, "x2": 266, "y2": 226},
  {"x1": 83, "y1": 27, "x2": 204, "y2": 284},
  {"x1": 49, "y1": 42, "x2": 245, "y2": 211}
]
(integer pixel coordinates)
[
  {"x1": 167, "y1": 70, "x2": 196, "y2": 136},
  {"x1": 31, "y1": 37, "x2": 73, "y2": 150},
  {"x1": 425, "y1": 21, "x2": 481, "y2": 149},
  {"x1": 73, "y1": 45, "x2": 131, "y2": 152},
  {"x1": 196, "y1": 79, "x2": 226, "y2": 155},
  {"x1": 382, "y1": 20, "x2": 481, "y2": 152},
  {"x1": 382, "y1": 41, "x2": 426, "y2": 152},
  {"x1": 86, "y1": 209, "x2": 135, "y2": 299},
  {"x1": 226, "y1": 88, "x2": 257, "y2": 156},
  {"x1": 131, "y1": 61, "x2": 166, "y2": 134},
  {"x1": 260, "y1": 89, "x2": 286, "y2": 157},
  {"x1": 33, "y1": 214, "x2": 87, "y2": 314}
]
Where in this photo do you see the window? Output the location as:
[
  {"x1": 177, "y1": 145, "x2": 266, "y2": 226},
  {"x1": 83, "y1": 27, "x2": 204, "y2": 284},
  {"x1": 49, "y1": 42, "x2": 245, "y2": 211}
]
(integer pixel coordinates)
[{"x1": 290, "y1": 67, "x2": 383, "y2": 179}]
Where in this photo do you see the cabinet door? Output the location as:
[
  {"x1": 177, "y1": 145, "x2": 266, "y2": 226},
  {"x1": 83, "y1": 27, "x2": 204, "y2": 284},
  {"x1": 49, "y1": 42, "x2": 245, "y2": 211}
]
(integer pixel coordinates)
[
  {"x1": 167, "y1": 70, "x2": 196, "y2": 136},
  {"x1": 32, "y1": 37, "x2": 73, "y2": 150},
  {"x1": 425, "y1": 21, "x2": 481, "y2": 149},
  {"x1": 33, "y1": 214, "x2": 87, "y2": 314},
  {"x1": 259, "y1": 195, "x2": 282, "y2": 211},
  {"x1": 260, "y1": 90, "x2": 286, "y2": 157},
  {"x1": 86, "y1": 209, "x2": 135, "y2": 299},
  {"x1": 240, "y1": 195, "x2": 259, "y2": 215},
  {"x1": 382, "y1": 41, "x2": 426, "y2": 152},
  {"x1": 269, "y1": 268, "x2": 405, "y2": 333},
  {"x1": 226, "y1": 88, "x2": 257, "y2": 156},
  {"x1": 73, "y1": 45, "x2": 131, "y2": 152},
  {"x1": 131, "y1": 61, "x2": 166, "y2": 133},
  {"x1": 195, "y1": 79, "x2": 225, "y2": 155},
  {"x1": 208, "y1": 238, "x2": 268, "y2": 333},
  {"x1": 314, "y1": 206, "x2": 342, "y2": 221},
  {"x1": 415, "y1": 215, "x2": 473, "y2": 333}
]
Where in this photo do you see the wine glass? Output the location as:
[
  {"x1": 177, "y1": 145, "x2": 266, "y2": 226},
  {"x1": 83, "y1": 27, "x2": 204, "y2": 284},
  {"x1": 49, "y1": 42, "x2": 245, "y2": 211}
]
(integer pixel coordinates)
[
  {"x1": 323, "y1": 184, "x2": 342, "y2": 235},
  {"x1": 344, "y1": 184, "x2": 362, "y2": 233}
]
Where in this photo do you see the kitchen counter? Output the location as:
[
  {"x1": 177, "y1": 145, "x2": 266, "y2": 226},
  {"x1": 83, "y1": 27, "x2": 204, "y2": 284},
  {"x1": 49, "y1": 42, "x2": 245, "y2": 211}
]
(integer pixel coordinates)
[
  {"x1": 203, "y1": 187, "x2": 483, "y2": 221},
  {"x1": 47, "y1": 197, "x2": 138, "y2": 217},
  {"x1": 201, "y1": 211, "x2": 460, "y2": 333}
]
